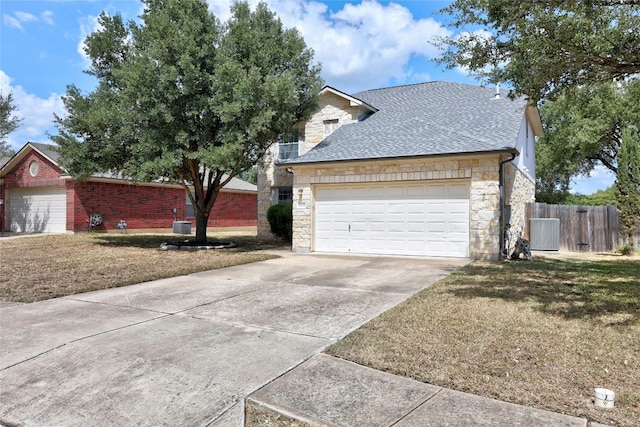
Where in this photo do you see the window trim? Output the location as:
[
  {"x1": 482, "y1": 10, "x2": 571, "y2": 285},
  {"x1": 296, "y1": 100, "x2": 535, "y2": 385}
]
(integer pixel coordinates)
[
  {"x1": 274, "y1": 186, "x2": 293, "y2": 205},
  {"x1": 323, "y1": 119, "x2": 339, "y2": 138},
  {"x1": 278, "y1": 131, "x2": 300, "y2": 160}
]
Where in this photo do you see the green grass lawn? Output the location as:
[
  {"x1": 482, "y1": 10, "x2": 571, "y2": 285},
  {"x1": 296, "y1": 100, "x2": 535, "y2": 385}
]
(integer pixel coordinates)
[{"x1": 327, "y1": 255, "x2": 640, "y2": 427}]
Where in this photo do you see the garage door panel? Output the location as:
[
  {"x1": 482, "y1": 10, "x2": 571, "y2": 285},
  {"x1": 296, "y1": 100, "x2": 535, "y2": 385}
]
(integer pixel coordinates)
[
  {"x1": 449, "y1": 200, "x2": 470, "y2": 213},
  {"x1": 314, "y1": 182, "x2": 469, "y2": 257},
  {"x1": 8, "y1": 187, "x2": 66, "y2": 233},
  {"x1": 407, "y1": 222, "x2": 425, "y2": 233},
  {"x1": 426, "y1": 185, "x2": 446, "y2": 197},
  {"x1": 449, "y1": 183, "x2": 471, "y2": 197}
]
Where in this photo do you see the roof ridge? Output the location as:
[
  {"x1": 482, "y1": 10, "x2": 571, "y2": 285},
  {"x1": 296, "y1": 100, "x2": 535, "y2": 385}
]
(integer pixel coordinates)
[{"x1": 352, "y1": 80, "x2": 488, "y2": 96}]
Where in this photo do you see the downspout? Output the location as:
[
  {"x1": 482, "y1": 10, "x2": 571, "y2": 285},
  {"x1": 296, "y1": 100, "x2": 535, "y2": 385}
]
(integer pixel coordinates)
[{"x1": 499, "y1": 152, "x2": 517, "y2": 259}]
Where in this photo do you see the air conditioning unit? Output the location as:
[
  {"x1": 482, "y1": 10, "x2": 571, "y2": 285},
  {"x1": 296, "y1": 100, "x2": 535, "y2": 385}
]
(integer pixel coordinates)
[
  {"x1": 529, "y1": 218, "x2": 560, "y2": 251},
  {"x1": 172, "y1": 221, "x2": 192, "y2": 234}
]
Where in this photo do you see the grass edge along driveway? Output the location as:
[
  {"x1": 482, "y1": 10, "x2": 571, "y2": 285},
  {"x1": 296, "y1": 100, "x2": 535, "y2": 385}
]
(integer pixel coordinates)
[
  {"x1": 327, "y1": 255, "x2": 640, "y2": 427},
  {"x1": 0, "y1": 232, "x2": 282, "y2": 303}
]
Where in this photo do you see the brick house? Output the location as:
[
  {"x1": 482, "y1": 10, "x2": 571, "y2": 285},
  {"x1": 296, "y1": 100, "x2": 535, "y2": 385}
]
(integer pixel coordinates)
[
  {"x1": 258, "y1": 82, "x2": 543, "y2": 259},
  {"x1": 0, "y1": 142, "x2": 257, "y2": 233}
]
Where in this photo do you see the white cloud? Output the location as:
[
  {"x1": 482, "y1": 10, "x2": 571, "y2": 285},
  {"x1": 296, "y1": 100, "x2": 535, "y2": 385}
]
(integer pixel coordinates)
[
  {"x1": 3, "y1": 10, "x2": 40, "y2": 30},
  {"x1": 206, "y1": 0, "x2": 452, "y2": 92},
  {"x1": 42, "y1": 10, "x2": 54, "y2": 26},
  {"x1": 2, "y1": 14, "x2": 22, "y2": 30},
  {"x1": 0, "y1": 70, "x2": 65, "y2": 151},
  {"x1": 14, "y1": 11, "x2": 38, "y2": 23}
]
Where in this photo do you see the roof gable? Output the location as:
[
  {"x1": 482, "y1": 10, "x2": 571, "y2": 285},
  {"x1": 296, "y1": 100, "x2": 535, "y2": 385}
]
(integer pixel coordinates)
[
  {"x1": 0, "y1": 142, "x2": 60, "y2": 178},
  {"x1": 289, "y1": 82, "x2": 539, "y2": 165},
  {"x1": 319, "y1": 86, "x2": 378, "y2": 113}
]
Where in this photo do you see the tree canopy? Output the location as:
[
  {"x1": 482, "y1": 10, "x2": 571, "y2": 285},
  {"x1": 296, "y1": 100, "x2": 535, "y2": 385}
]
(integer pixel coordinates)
[
  {"x1": 435, "y1": 0, "x2": 640, "y2": 101},
  {"x1": 564, "y1": 186, "x2": 618, "y2": 207},
  {"x1": 1, "y1": 92, "x2": 22, "y2": 157},
  {"x1": 616, "y1": 127, "x2": 640, "y2": 248},
  {"x1": 535, "y1": 79, "x2": 640, "y2": 203},
  {"x1": 52, "y1": 0, "x2": 323, "y2": 242}
]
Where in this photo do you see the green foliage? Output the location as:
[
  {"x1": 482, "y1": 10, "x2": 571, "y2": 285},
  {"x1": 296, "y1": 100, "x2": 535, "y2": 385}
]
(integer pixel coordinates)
[
  {"x1": 435, "y1": 1, "x2": 640, "y2": 101},
  {"x1": 618, "y1": 244, "x2": 635, "y2": 256},
  {"x1": 535, "y1": 80, "x2": 640, "y2": 203},
  {"x1": 564, "y1": 187, "x2": 617, "y2": 207},
  {"x1": 267, "y1": 203, "x2": 292, "y2": 242},
  {"x1": 239, "y1": 166, "x2": 257, "y2": 185},
  {"x1": 0, "y1": 92, "x2": 22, "y2": 156},
  {"x1": 616, "y1": 127, "x2": 640, "y2": 248},
  {"x1": 51, "y1": 0, "x2": 322, "y2": 242}
]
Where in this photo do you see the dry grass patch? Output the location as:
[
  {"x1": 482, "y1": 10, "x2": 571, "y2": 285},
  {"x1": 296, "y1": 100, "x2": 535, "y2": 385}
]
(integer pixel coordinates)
[
  {"x1": 0, "y1": 232, "x2": 284, "y2": 302},
  {"x1": 327, "y1": 255, "x2": 640, "y2": 427},
  {"x1": 245, "y1": 401, "x2": 312, "y2": 427}
]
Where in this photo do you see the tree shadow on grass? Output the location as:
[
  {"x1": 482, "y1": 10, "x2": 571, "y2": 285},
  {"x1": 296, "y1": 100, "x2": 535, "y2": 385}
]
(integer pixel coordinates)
[
  {"x1": 91, "y1": 233, "x2": 287, "y2": 252},
  {"x1": 446, "y1": 258, "x2": 640, "y2": 325}
]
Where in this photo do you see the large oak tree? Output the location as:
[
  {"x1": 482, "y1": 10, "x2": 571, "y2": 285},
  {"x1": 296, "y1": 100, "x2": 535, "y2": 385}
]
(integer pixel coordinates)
[
  {"x1": 1, "y1": 92, "x2": 22, "y2": 157},
  {"x1": 53, "y1": 0, "x2": 322, "y2": 242},
  {"x1": 535, "y1": 80, "x2": 640, "y2": 203},
  {"x1": 616, "y1": 127, "x2": 640, "y2": 248},
  {"x1": 435, "y1": 0, "x2": 640, "y2": 102}
]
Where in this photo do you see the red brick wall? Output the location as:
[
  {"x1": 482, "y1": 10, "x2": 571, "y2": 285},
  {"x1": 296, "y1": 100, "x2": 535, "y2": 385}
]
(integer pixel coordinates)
[
  {"x1": 0, "y1": 180, "x2": 4, "y2": 230},
  {"x1": 70, "y1": 183, "x2": 257, "y2": 231},
  {"x1": 3, "y1": 151, "x2": 65, "y2": 188},
  {"x1": 2, "y1": 150, "x2": 257, "y2": 231},
  {"x1": 187, "y1": 190, "x2": 257, "y2": 227},
  {"x1": 69, "y1": 181, "x2": 187, "y2": 231}
]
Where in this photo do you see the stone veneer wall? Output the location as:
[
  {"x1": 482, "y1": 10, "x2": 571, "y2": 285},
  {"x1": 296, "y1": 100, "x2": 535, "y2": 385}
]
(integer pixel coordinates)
[
  {"x1": 291, "y1": 154, "x2": 507, "y2": 260},
  {"x1": 302, "y1": 92, "x2": 370, "y2": 151},
  {"x1": 503, "y1": 162, "x2": 536, "y2": 245},
  {"x1": 257, "y1": 92, "x2": 370, "y2": 237},
  {"x1": 257, "y1": 151, "x2": 293, "y2": 237}
]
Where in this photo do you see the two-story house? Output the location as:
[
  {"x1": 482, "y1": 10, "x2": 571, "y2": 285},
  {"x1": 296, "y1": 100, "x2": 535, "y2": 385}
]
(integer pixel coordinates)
[{"x1": 258, "y1": 81, "x2": 543, "y2": 259}]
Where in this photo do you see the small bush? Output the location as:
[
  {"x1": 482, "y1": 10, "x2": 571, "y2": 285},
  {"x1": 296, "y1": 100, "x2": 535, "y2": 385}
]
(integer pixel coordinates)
[
  {"x1": 267, "y1": 203, "x2": 293, "y2": 241},
  {"x1": 618, "y1": 244, "x2": 635, "y2": 256}
]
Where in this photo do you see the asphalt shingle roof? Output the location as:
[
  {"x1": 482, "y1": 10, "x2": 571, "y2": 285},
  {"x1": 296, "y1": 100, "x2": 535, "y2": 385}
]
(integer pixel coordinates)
[
  {"x1": 1, "y1": 142, "x2": 256, "y2": 192},
  {"x1": 30, "y1": 142, "x2": 61, "y2": 163},
  {"x1": 287, "y1": 81, "x2": 528, "y2": 164}
]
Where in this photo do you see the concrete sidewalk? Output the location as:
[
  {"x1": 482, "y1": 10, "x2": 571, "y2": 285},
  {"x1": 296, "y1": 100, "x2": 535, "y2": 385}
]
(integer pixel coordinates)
[{"x1": 247, "y1": 354, "x2": 608, "y2": 427}]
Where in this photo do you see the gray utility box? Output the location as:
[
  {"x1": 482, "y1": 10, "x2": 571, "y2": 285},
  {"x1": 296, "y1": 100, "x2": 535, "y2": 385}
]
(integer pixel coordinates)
[
  {"x1": 529, "y1": 218, "x2": 560, "y2": 251},
  {"x1": 172, "y1": 221, "x2": 192, "y2": 234}
]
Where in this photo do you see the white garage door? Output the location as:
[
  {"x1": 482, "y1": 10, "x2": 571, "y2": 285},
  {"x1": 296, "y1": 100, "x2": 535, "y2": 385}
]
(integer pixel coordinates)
[
  {"x1": 8, "y1": 187, "x2": 67, "y2": 233},
  {"x1": 314, "y1": 182, "x2": 469, "y2": 257}
]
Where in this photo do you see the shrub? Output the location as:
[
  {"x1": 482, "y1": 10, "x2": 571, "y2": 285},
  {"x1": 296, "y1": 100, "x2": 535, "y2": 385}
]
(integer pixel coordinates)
[
  {"x1": 267, "y1": 203, "x2": 293, "y2": 241},
  {"x1": 618, "y1": 244, "x2": 635, "y2": 256}
]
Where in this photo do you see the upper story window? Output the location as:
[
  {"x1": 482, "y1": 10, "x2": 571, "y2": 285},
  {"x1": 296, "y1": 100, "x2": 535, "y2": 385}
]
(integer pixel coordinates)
[
  {"x1": 278, "y1": 131, "x2": 299, "y2": 160},
  {"x1": 29, "y1": 161, "x2": 39, "y2": 177},
  {"x1": 323, "y1": 119, "x2": 339, "y2": 137}
]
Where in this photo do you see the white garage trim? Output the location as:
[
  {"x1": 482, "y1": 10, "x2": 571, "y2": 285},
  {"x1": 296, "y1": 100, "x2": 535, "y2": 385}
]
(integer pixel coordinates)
[
  {"x1": 8, "y1": 187, "x2": 67, "y2": 233},
  {"x1": 314, "y1": 181, "x2": 470, "y2": 257}
]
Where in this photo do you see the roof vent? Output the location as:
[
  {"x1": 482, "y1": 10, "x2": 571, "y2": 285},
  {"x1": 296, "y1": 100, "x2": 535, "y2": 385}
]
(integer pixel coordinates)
[{"x1": 494, "y1": 82, "x2": 501, "y2": 99}]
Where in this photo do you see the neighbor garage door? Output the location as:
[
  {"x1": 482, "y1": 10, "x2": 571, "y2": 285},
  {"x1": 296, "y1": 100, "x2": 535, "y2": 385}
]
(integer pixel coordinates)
[
  {"x1": 8, "y1": 187, "x2": 67, "y2": 233},
  {"x1": 314, "y1": 181, "x2": 469, "y2": 257}
]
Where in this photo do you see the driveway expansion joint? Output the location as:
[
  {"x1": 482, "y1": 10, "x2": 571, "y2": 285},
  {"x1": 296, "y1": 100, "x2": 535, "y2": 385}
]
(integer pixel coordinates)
[
  {"x1": 387, "y1": 387, "x2": 445, "y2": 426},
  {"x1": 1, "y1": 315, "x2": 168, "y2": 371}
]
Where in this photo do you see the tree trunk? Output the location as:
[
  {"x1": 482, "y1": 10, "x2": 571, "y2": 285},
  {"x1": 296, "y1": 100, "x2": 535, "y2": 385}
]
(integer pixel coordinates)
[{"x1": 194, "y1": 210, "x2": 209, "y2": 243}]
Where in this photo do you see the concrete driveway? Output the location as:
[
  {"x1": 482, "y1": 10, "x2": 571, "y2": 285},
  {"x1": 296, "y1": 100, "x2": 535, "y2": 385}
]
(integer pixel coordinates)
[{"x1": 0, "y1": 253, "x2": 468, "y2": 426}]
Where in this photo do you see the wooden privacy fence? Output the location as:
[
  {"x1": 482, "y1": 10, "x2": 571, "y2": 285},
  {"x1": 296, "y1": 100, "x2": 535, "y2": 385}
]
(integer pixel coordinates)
[{"x1": 525, "y1": 203, "x2": 619, "y2": 252}]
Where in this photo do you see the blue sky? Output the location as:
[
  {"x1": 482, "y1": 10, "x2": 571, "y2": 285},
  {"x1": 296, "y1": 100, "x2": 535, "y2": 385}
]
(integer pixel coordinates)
[{"x1": 1, "y1": 0, "x2": 614, "y2": 193}]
